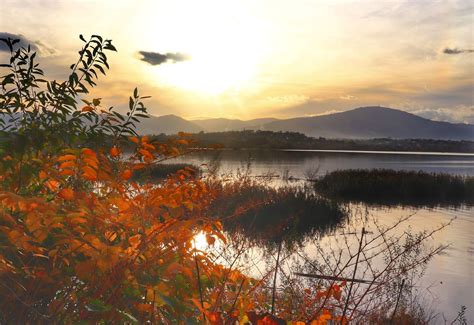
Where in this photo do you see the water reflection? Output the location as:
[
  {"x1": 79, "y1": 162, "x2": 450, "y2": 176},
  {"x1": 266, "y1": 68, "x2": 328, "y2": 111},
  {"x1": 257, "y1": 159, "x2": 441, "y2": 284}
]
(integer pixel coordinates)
[
  {"x1": 168, "y1": 149, "x2": 474, "y2": 178},
  {"x1": 208, "y1": 203, "x2": 473, "y2": 324},
  {"x1": 220, "y1": 189, "x2": 346, "y2": 247},
  {"x1": 178, "y1": 150, "x2": 474, "y2": 322}
]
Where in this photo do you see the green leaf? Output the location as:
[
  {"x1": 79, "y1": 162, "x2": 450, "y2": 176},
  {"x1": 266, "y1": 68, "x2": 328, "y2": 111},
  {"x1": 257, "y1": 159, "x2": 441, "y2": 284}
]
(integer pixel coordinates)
[
  {"x1": 118, "y1": 310, "x2": 138, "y2": 323},
  {"x1": 104, "y1": 42, "x2": 117, "y2": 52},
  {"x1": 85, "y1": 299, "x2": 112, "y2": 312},
  {"x1": 92, "y1": 98, "x2": 101, "y2": 106}
]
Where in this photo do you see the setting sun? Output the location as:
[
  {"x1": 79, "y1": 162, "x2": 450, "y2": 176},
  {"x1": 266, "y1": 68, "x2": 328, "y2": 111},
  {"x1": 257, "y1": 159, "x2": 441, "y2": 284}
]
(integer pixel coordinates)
[{"x1": 143, "y1": 0, "x2": 269, "y2": 95}]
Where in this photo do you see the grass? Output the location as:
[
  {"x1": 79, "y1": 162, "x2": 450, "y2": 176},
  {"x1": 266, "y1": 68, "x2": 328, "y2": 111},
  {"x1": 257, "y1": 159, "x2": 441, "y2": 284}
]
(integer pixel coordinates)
[
  {"x1": 209, "y1": 180, "x2": 346, "y2": 245},
  {"x1": 314, "y1": 169, "x2": 474, "y2": 207}
]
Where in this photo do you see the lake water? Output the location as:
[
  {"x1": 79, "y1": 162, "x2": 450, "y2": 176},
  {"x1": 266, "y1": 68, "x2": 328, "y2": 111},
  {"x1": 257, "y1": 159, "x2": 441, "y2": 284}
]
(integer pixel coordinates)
[
  {"x1": 170, "y1": 150, "x2": 474, "y2": 322},
  {"x1": 170, "y1": 149, "x2": 474, "y2": 179}
]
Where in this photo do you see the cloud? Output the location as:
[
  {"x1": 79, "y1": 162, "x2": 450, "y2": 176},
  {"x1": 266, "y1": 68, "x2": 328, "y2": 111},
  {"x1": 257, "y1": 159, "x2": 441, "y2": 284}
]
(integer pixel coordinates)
[
  {"x1": 340, "y1": 94, "x2": 357, "y2": 100},
  {"x1": 413, "y1": 105, "x2": 474, "y2": 124},
  {"x1": 0, "y1": 32, "x2": 38, "y2": 52},
  {"x1": 138, "y1": 51, "x2": 190, "y2": 65},
  {"x1": 443, "y1": 47, "x2": 474, "y2": 55},
  {"x1": 0, "y1": 32, "x2": 57, "y2": 55}
]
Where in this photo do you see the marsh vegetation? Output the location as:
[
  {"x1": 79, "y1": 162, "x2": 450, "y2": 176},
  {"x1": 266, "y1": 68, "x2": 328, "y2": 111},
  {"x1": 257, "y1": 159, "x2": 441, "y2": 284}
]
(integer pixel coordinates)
[{"x1": 314, "y1": 169, "x2": 474, "y2": 207}]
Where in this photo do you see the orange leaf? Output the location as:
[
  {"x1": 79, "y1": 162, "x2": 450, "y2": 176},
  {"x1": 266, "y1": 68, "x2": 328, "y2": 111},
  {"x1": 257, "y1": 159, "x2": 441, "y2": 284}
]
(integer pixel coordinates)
[
  {"x1": 207, "y1": 312, "x2": 223, "y2": 325},
  {"x1": 257, "y1": 315, "x2": 283, "y2": 325},
  {"x1": 81, "y1": 148, "x2": 96, "y2": 156},
  {"x1": 142, "y1": 143, "x2": 156, "y2": 151},
  {"x1": 82, "y1": 166, "x2": 97, "y2": 181},
  {"x1": 58, "y1": 188, "x2": 74, "y2": 200},
  {"x1": 105, "y1": 231, "x2": 118, "y2": 242},
  {"x1": 122, "y1": 169, "x2": 133, "y2": 180},
  {"x1": 128, "y1": 234, "x2": 141, "y2": 248},
  {"x1": 45, "y1": 179, "x2": 60, "y2": 191},
  {"x1": 110, "y1": 146, "x2": 120, "y2": 157},
  {"x1": 138, "y1": 149, "x2": 153, "y2": 160},
  {"x1": 57, "y1": 154, "x2": 76, "y2": 162},
  {"x1": 39, "y1": 171, "x2": 48, "y2": 180},
  {"x1": 129, "y1": 136, "x2": 140, "y2": 144},
  {"x1": 59, "y1": 169, "x2": 75, "y2": 176},
  {"x1": 81, "y1": 105, "x2": 94, "y2": 112},
  {"x1": 59, "y1": 160, "x2": 75, "y2": 169},
  {"x1": 206, "y1": 234, "x2": 216, "y2": 246},
  {"x1": 135, "y1": 303, "x2": 152, "y2": 312}
]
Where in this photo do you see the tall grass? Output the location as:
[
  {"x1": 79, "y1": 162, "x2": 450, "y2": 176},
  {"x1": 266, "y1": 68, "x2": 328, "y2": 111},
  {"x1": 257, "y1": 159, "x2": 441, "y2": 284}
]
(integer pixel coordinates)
[
  {"x1": 314, "y1": 169, "x2": 474, "y2": 207},
  {"x1": 209, "y1": 180, "x2": 346, "y2": 246}
]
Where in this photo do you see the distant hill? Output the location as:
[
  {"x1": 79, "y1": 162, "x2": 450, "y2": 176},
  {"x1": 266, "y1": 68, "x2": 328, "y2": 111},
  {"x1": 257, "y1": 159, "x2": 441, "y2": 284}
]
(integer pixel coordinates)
[
  {"x1": 192, "y1": 117, "x2": 279, "y2": 132},
  {"x1": 138, "y1": 114, "x2": 203, "y2": 135},
  {"x1": 139, "y1": 107, "x2": 473, "y2": 140},
  {"x1": 262, "y1": 107, "x2": 473, "y2": 140}
]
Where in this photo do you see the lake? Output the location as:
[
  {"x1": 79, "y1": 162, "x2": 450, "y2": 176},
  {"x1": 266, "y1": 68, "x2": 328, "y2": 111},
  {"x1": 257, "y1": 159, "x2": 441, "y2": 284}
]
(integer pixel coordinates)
[
  {"x1": 170, "y1": 149, "x2": 474, "y2": 323},
  {"x1": 171, "y1": 149, "x2": 474, "y2": 179}
]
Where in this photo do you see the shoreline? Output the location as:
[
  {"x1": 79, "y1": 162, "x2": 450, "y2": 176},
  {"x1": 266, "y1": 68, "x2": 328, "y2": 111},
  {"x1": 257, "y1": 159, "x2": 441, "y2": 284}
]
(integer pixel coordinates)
[{"x1": 187, "y1": 147, "x2": 474, "y2": 157}]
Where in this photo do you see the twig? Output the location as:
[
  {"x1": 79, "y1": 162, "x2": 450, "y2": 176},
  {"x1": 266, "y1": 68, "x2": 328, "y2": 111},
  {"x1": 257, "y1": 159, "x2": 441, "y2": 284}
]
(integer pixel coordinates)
[
  {"x1": 390, "y1": 279, "x2": 405, "y2": 324},
  {"x1": 194, "y1": 248, "x2": 206, "y2": 321},
  {"x1": 271, "y1": 240, "x2": 282, "y2": 315},
  {"x1": 342, "y1": 227, "x2": 365, "y2": 320},
  {"x1": 294, "y1": 273, "x2": 379, "y2": 285}
]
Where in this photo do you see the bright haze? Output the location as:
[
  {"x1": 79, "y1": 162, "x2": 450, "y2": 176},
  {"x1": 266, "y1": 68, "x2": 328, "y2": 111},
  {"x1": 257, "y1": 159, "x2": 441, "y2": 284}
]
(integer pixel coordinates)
[{"x1": 0, "y1": 0, "x2": 473, "y2": 123}]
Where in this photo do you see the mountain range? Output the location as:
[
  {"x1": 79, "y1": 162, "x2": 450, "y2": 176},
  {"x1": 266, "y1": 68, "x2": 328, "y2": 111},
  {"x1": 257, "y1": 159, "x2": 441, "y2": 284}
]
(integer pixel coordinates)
[{"x1": 138, "y1": 106, "x2": 473, "y2": 140}]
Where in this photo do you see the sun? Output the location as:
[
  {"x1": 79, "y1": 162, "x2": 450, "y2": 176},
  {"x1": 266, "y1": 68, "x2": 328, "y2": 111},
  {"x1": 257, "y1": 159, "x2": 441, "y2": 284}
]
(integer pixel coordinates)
[{"x1": 148, "y1": 1, "x2": 269, "y2": 95}]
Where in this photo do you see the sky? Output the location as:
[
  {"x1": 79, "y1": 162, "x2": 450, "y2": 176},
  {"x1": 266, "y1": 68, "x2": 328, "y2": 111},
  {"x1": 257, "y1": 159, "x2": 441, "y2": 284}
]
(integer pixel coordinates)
[{"x1": 0, "y1": 0, "x2": 473, "y2": 122}]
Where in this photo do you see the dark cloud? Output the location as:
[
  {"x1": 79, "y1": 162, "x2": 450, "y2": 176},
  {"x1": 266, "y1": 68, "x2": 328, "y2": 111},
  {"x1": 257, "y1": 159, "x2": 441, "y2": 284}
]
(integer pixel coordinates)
[
  {"x1": 0, "y1": 32, "x2": 57, "y2": 55},
  {"x1": 0, "y1": 32, "x2": 38, "y2": 52},
  {"x1": 443, "y1": 47, "x2": 474, "y2": 55},
  {"x1": 138, "y1": 51, "x2": 190, "y2": 65}
]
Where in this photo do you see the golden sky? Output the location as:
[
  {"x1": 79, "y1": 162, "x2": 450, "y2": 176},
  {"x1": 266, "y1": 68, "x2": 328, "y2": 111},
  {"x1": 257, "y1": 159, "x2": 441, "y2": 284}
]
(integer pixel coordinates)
[{"x1": 1, "y1": 0, "x2": 473, "y2": 122}]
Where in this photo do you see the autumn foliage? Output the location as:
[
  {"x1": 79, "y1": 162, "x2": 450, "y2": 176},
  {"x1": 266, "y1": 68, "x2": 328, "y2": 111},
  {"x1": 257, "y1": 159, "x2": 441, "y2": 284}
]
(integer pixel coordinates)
[
  {"x1": 1, "y1": 34, "x2": 447, "y2": 324},
  {"x1": 0, "y1": 35, "x2": 352, "y2": 324},
  {"x1": 1, "y1": 139, "x2": 218, "y2": 322}
]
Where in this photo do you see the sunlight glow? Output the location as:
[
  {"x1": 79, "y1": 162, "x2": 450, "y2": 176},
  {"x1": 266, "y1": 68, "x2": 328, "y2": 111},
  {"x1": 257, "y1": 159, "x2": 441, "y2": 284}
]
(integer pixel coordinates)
[
  {"x1": 192, "y1": 231, "x2": 222, "y2": 252},
  {"x1": 148, "y1": 1, "x2": 269, "y2": 95},
  {"x1": 192, "y1": 232, "x2": 209, "y2": 251}
]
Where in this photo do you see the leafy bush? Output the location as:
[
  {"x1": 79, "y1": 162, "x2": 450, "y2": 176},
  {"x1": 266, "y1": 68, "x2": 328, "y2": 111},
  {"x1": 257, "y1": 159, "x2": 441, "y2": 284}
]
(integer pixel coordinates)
[{"x1": 0, "y1": 34, "x2": 242, "y2": 323}]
